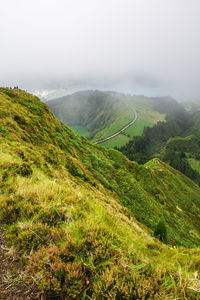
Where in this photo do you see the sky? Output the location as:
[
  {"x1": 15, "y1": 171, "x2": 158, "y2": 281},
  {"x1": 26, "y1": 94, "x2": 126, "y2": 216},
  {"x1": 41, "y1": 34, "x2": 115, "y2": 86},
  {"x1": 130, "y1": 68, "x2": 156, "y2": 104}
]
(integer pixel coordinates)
[{"x1": 0, "y1": 0, "x2": 200, "y2": 99}]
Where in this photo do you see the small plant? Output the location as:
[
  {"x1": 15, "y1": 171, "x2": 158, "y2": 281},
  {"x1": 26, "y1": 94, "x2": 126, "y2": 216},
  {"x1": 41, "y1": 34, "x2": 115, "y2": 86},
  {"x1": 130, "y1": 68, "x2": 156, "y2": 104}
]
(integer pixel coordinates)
[
  {"x1": 50, "y1": 203, "x2": 60, "y2": 217},
  {"x1": 0, "y1": 124, "x2": 7, "y2": 133},
  {"x1": 6, "y1": 223, "x2": 61, "y2": 254}
]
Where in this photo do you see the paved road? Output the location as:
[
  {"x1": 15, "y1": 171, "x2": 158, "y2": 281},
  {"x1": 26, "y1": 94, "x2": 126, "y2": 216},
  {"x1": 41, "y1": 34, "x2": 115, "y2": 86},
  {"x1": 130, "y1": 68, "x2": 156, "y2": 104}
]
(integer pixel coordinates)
[{"x1": 94, "y1": 108, "x2": 137, "y2": 144}]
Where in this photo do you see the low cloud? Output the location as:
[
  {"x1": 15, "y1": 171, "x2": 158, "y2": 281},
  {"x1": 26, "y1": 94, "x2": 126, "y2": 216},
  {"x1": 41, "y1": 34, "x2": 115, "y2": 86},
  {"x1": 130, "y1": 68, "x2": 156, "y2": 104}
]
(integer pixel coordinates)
[{"x1": 1, "y1": 0, "x2": 200, "y2": 99}]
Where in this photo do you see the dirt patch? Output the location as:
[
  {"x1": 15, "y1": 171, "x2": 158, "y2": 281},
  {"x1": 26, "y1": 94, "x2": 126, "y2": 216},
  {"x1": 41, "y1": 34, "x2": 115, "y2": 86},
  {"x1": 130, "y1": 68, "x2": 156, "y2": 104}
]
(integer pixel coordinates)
[{"x1": 0, "y1": 229, "x2": 39, "y2": 300}]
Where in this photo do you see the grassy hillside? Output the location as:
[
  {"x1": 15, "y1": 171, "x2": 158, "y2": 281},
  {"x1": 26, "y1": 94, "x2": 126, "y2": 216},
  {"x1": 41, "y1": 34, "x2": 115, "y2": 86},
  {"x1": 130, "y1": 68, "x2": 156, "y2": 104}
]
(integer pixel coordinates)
[
  {"x1": 191, "y1": 110, "x2": 200, "y2": 130},
  {"x1": 1, "y1": 88, "x2": 200, "y2": 298},
  {"x1": 47, "y1": 91, "x2": 165, "y2": 148}
]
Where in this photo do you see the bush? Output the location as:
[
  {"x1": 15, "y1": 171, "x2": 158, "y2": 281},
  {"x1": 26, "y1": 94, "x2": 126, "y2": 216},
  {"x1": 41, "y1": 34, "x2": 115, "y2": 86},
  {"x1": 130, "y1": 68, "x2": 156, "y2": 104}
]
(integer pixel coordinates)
[
  {"x1": 65, "y1": 158, "x2": 89, "y2": 181},
  {"x1": 19, "y1": 99, "x2": 43, "y2": 115},
  {"x1": 7, "y1": 223, "x2": 61, "y2": 254},
  {"x1": 14, "y1": 114, "x2": 27, "y2": 125},
  {"x1": 45, "y1": 146, "x2": 59, "y2": 165},
  {"x1": 25, "y1": 226, "x2": 188, "y2": 299},
  {"x1": 154, "y1": 217, "x2": 168, "y2": 243},
  {"x1": 0, "y1": 195, "x2": 39, "y2": 224},
  {"x1": 16, "y1": 163, "x2": 33, "y2": 177}
]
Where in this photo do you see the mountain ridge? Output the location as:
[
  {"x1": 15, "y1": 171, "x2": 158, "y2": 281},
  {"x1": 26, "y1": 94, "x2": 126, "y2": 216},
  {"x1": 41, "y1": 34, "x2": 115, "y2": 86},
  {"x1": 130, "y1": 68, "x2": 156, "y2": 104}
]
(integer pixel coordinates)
[{"x1": 1, "y1": 88, "x2": 200, "y2": 298}]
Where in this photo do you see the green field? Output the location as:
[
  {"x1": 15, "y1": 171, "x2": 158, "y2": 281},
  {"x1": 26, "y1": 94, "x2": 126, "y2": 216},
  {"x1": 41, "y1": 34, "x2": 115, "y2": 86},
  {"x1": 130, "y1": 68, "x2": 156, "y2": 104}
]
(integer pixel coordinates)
[
  {"x1": 71, "y1": 125, "x2": 90, "y2": 137},
  {"x1": 126, "y1": 97, "x2": 166, "y2": 124},
  {"x1": 92, "y1": 109, "x2": 133, "y2": 142},
  {"x1": 100, "y1": 118, "x2": 155, "y2": 148},
  {"x1": 100, "y1": 133, "x2": 129, "y2": 148},
  {"x1": 124, "y1": 118, "x2": 154, "y2": 137},
  {"x1": 91, "y1": 97, "x2": 165, "y2": 146},
  {"x1": 188, "y1": 158, "x2": 200, "y2": 173},
  {"x1": 96, "y1": 96, "x2": 165, "y2": 147}
]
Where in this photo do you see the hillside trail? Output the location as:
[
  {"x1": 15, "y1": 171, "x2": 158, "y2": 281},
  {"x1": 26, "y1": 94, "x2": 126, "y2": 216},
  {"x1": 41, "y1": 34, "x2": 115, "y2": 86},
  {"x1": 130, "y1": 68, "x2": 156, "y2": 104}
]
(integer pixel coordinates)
[{"x1": 0, "y1": 229, "x2": 38, "y2": 300}]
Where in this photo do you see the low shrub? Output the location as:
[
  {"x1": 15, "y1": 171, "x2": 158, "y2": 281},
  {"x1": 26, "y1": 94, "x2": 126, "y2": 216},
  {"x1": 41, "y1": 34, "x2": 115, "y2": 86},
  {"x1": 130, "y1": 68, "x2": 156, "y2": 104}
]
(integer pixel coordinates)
[
  {"x1": 0, "y1": 195, "x2": 39, "y2": 224},
  {"x1": 7, "y1": 223, "x2": 61, "y2": 254},
  {"x1": 25, "y1": 226, "x2": 189, "y2": 299},
  {"x1": 154, "y1": 217, "x2": 168, "y2": 244},
  {"x1": 35, "y1": 207, "x2": 65, "y2": 226},
  {"x1": 65, "y1": 158, "x2": 89, "y2": 182},
  {"x1": 16, "y1": 163, "x2": 33, "y2": 177}
]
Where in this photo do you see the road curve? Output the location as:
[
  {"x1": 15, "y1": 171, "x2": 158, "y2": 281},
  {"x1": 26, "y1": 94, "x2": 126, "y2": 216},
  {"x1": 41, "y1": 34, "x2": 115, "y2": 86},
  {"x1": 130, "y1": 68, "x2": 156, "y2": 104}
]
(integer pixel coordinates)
[{"x1": 94, "y1": 108, "x2": 137, "y2": 144}]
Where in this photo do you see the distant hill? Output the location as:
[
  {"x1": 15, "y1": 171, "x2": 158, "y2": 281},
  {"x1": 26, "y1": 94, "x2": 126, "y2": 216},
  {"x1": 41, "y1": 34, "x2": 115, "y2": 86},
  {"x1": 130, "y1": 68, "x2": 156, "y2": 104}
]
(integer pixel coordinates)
[
  {"x1": 118, "y1": 98, "x2": 200, "y2": 185},
  {"x1": 1, "y1": 88, "x2": 200, "y2": 298},
  {"x1": 47, "y1": 90, "x2": 166, "y2": 148}
]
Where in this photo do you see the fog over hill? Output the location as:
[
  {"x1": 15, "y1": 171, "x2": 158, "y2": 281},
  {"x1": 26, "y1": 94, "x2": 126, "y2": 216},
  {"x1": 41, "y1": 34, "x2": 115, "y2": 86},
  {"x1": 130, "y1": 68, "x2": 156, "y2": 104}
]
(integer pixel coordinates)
[{"x1": 1, "y1": 0, "x2": 200, "y2": 100}]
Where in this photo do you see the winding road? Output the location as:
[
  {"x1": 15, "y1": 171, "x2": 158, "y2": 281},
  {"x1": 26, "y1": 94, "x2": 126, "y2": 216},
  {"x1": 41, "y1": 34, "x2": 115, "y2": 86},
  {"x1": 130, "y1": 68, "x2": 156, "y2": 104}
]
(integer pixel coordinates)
[{"x1": 94, "y1": 108, "x2": 137, "y2": 144}]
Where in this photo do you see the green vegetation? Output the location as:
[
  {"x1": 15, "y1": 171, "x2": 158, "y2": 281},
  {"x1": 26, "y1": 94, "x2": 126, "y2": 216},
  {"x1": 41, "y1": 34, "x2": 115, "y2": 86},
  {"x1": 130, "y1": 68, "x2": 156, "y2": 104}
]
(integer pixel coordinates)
[
  {"x1": 101, "y1": 133, "x2": 130, "y2": 148},
  {"x1": 192, "y1": 110, "x2": 200, "y2": 129},
  {"x1": 163, "y1": 151, "x2": 200, "y2": 186},
  {"x1": 47, "y1": 91, "x2": 165, "y2": 148},
  {"x1": 118, "y1": 98, "x2": 200, "y2": 185},
  {"x1": 188, "y1": 158, "x2": 200, "y2": 173},
  {"x1": 91, "y1": 109, "x2": 133, "y2": 142},
  {"x1": 124, "y1": 118, "x2": 154, "y2": 137},
  {"x1": 1, "y1": 88, "x2": 200, "y2": 298},
  {"x1": 154, "y1": 217, "x2": 168, "y2": 244}
]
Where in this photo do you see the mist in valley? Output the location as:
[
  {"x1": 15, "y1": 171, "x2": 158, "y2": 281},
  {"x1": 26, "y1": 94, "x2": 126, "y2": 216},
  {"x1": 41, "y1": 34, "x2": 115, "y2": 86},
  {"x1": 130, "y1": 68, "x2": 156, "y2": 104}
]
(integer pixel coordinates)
[{"x1": 1, "y1": 0, "x2": 200, "y2": 100}]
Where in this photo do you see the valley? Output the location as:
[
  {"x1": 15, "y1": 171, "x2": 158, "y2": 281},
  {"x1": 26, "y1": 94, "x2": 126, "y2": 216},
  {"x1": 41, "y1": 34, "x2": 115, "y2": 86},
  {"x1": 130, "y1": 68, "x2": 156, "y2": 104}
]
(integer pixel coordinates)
[
  {"x1": 47, "y1": 89, "x2": 200, "y2": 185},
  {"x1": 47, "y1": 91, "x2": 166, "y2": 148},
  {"x1": 118, "y1": 97, "x2": 200, "y2": 186}
]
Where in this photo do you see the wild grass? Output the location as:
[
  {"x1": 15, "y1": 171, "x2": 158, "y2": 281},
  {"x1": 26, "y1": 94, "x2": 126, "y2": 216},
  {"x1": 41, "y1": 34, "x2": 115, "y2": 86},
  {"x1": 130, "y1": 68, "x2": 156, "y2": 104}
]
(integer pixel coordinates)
[{"x1": 1, "y1": 88, "x2": 200, "y2": 298}]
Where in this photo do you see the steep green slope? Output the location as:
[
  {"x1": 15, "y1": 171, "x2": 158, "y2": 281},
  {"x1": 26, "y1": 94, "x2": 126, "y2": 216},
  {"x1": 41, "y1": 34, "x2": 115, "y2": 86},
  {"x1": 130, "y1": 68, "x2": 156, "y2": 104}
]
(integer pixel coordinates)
[
  {"x1": 47, "y1": 91, "x2": 165, "y2": 147},
  {"x1": 1, "y1": 88, "x2": 200, "y2": 298}
]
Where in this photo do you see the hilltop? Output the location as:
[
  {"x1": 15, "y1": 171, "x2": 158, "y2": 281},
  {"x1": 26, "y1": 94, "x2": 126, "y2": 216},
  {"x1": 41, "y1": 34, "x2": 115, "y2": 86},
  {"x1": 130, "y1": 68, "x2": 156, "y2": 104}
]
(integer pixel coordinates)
[{"x1": 1, "y1": 88, "x2": 200, "y2": 298}]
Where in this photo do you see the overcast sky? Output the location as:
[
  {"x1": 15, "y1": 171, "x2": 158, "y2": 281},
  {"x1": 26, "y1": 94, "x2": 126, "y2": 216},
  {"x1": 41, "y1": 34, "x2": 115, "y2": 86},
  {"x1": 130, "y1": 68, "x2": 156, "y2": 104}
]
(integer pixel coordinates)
[{"x1": 1, "y1": 0, "x2": 200, "y2": 99}]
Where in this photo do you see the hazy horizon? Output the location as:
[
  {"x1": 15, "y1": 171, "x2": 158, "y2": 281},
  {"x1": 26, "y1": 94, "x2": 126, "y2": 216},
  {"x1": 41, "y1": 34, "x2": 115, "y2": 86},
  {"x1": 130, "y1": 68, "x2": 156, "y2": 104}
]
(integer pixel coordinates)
[{"x1": 1, "y1": 0, "x2": 200, "y2": 100}]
